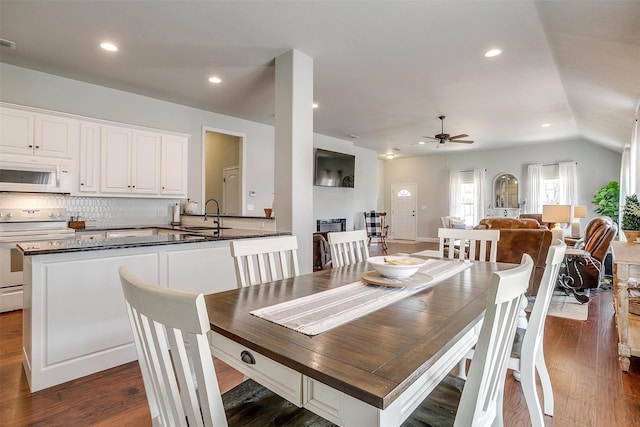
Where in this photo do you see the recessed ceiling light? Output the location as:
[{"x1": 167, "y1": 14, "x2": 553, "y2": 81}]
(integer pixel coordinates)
[
  {"x1": 541, "y1": 123, "x2": 551, "y2": 128},
  {"x1": 385, "y1": 153, "x2": 395, "y2": 159},
  {"x1": 208, "y1": 76, "x2": 222, "y2": 84},
  {"x1": 417, "y1": 141, "x2": 426, "y2": 145},
  {"x1": 312, "y1": 103, "x2": 319, "y2": 109},
  {"x1": 100, "y1": 42, "x2": 118, "y2": 52},
  {"x1": 484, "y1": 48, "x2": 502, "y2": 58}
]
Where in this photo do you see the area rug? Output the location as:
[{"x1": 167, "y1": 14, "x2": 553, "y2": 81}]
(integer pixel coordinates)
[{"x1": 526, "y1": 290, "x2": 589, "y2": 321}]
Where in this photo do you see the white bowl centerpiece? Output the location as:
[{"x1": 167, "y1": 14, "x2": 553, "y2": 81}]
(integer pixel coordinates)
[{"x1": 367, "y1": 256, "x2": 427, "y2": 279}]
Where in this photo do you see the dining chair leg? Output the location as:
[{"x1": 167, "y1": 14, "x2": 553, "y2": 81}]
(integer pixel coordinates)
[
  {"x1": 536, "y1": 340, "x2": 554, "y2": 416},
  {"x1": 520, "y1": 351, "x2": 545, "y2": 427}
]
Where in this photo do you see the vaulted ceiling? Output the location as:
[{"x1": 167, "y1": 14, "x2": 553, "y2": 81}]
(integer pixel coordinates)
[{"x1": 1, "y1": 1, "x2": 638, "y2": 158}]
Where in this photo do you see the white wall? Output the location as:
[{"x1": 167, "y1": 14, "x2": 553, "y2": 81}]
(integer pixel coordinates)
[
  {"x1": 313, "y1": 134, "x2": 379, "y2": 231},
  {"x1": 384, "y1": 140, "x2": 622, "y2": 240}
]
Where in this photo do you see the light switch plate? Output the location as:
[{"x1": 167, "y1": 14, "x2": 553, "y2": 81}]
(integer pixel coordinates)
[{"x1": 247, "y1": 204, "x2": 255, "y2": 211}]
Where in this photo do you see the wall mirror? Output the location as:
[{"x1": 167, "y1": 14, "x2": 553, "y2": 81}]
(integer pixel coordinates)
[{"x1": 493, "y1": 173, "x2": 519, "y2": 208}]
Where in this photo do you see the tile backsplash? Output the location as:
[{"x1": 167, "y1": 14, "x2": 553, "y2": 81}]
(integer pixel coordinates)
[{"x1": 0, "y1": 193, "x2": 182, "y2": 227}]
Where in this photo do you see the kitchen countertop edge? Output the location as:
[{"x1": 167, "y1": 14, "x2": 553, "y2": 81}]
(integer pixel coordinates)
[{"x1": 18, "y1": 230, "x2": 290, "y2": 256}]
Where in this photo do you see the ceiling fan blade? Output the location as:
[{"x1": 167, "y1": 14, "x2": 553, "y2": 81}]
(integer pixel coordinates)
[
  {"x1": 450, "y1": 140, "x2": 474, "y2": 144},
  {"x1": 422, "y1": 136, "x2": 440, "y2": 141},
  {"x1": 449, "y1": 134, "x2": 469, "y2": 140}
]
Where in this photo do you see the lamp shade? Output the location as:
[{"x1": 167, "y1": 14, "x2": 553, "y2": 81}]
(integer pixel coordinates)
[
  {"x1": 572, "y1": 205, "x2": 587, "y2": 219},
  {"x1": 542, "y1": 204, "x2": 572, "y2": 227}
]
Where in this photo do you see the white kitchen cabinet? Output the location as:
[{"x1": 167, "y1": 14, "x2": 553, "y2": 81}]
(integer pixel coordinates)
[
  {"x1": 165, "y1": 245, "x2": 237, "y2": 295},
  {"x1": 100, "y1": 126, "x2": 160, "y2": 195},
  {"x1": 160, "y1": 135, "x2": 188, "y2": 197},
  {"x1": 22, "y1": 238, "x2": 238, "y2": 391},
  {"x1": 0, "y1": 106, "x2": 76, "y2": 158},
  {"x1": 76, "y1": 122, "x2": 101, "y2": 194}
]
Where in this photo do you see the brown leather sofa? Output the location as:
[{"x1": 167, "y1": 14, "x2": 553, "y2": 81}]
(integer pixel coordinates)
[
  {"x1": 519, "y1": 213, "x2": 554, "y2": 229},
  {"x1": 566, "y1": 216, "x2": 617, "y2": 289},
  {"x1": 474, "y1": 217, "x2": 553, "y2": 296}
]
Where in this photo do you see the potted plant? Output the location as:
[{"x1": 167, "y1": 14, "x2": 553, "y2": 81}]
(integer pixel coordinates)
[
  {"x1": 592, "y1": 181, "x2": 620, "y2": 223},
  {"x1": 621, "y1": 194, "x2": 640, "y2": 242}
]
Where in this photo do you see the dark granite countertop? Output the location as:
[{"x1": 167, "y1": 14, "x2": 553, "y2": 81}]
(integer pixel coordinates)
[
  {"x1": 182, "y1": 213, "x2": 275, "y2": 220},
  {"x1": 18, "y1": 228, "x2": 289, "y2": 256}
]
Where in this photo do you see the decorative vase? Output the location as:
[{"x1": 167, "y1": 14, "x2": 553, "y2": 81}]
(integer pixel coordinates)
[{"x1": 622, "y1": 230, "x2": 640, "y2": 242}]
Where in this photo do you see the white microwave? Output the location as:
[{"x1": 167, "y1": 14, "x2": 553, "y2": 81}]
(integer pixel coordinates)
[{"x1": 0, "y1": 154, "x2": 71, "y2": 194}]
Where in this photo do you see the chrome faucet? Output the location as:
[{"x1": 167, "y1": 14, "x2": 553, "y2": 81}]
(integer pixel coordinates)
[{"x1": 203, "y1": 198, "x2": 220, "y2": 228}]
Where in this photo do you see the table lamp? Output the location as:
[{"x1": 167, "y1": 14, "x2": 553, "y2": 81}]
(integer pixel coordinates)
[
  {"x1": 571, "y1": 205, "x2": 587, "y2": 238},
  {"x1": 542, "y1": 204, "x2": 572, "y2": 244}
]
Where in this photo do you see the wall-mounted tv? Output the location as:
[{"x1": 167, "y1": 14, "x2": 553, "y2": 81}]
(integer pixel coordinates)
[{"x1": 314, "y1": 148, "x2": 355, "y2": 188}]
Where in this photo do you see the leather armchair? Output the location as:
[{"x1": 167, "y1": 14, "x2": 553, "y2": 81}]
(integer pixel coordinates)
[{"x1": 568, "y1": 216, "x2": 617, "y2": 289}]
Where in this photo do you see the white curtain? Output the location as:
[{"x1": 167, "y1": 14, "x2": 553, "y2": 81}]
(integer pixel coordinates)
[
  {"x1": 558, "y1": 161, "x2": 578, "y2": 205},
  {"x1": 449, "y1": 170, "x2": 462, "y2": 219},
  {"x1": 473, "y1": 168, "x2": 486, "y2": 224},
  {"x1": 620, "y1": 145, "x2": 632, "y2": 201},
  {"x1": 620, "y1": 116, "x2": 639, "y2": 227},
  {"x1": 527, "y1": 164, "x2": 542, "y2": 213},
  {"x1": 632, "y1": 116, "x2": 639, "y2": 196}
]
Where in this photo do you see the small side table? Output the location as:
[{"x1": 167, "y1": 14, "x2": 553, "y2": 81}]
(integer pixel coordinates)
[{"x1": 557, "y1": 248, "x2": 598, "y2": 303}]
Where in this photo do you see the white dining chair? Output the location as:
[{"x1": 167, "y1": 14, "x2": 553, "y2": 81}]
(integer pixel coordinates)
[
  {"x1": 414, "y1": 228, "x2": 500, "y2": 262},
  {"x1": 327, "y1": 229, "x2": 369, "y2": 267},
  {"x1": 118, "y1": 266, "x2": 327, "y2": 427},
  {"x1": 229, "y1": 235, "x2": 300, "y2": 287},
  {"x1": 459, "y1": 242, "x2": 566, "y2": 426},
  {"x1": 404, "y1": 254, "x2": 534, "y2": 426}
]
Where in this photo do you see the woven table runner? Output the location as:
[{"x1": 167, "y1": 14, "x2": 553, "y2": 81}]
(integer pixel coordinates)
[{"x1": 250, "y1": 259, "x2": 472, "y2": 336}]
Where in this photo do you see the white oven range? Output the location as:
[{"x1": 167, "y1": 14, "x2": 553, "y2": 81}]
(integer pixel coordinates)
[{"x1": 0, "y1": 208, "x2": 75, "y2": 313}]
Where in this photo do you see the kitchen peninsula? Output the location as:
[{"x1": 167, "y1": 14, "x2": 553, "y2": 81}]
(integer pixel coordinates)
[{"x1": 19, "y1": 226, "x2": 287, "y2": 392}]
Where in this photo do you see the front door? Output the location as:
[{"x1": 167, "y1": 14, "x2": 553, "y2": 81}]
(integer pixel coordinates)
[{"x1": 391, "y1": 183, "x2": 417, "y2": 240}]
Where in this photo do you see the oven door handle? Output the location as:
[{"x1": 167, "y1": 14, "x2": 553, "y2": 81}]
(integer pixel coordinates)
[{"x1": 0, "y1": 233, "x2": 75, "y2": 243}]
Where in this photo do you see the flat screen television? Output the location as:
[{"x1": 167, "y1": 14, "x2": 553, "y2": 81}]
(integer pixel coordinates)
[{"x1": 314, "y1": 149, "x2": 355, "y2": 188}]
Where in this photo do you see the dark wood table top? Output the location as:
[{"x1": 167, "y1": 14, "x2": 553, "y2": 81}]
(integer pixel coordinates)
[{"x1": 205, "y1": 260, "x2": 514, "y2": 409}]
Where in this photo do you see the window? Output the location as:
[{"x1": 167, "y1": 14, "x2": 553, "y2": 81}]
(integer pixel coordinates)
[
  {"x1": 527, "y1": 162, "x2": 577, "y2": 213},
  {"x1": 397, "y1": 189, "x2": 411, "y2": 197},
  {"x1": 460, "y1": 175, "x2": 475, "y2": 225},
  {"x1": 541, "y1": 164, "x2": 560, "y2": 204},
  {"x1": 450, "y1": 169, "x2": 486, "y2": 226}
]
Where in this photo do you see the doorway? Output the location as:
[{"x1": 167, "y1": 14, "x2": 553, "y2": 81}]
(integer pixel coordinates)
[
  {"x1": 203, "y1": 129, "x2": 243, "y2": 215},
  {"x1": 390, "y1": 183, "x2": 417, "y2": 240}
]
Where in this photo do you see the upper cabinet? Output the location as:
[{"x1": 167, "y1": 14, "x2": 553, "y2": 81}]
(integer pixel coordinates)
[
  {"x1": 77, "y1": 122, "x2": 101, "y2": 194},
  {"x1": 160, "y1": 135, "x2": 189, "y2": 196},
  {"x1": 100, "y1": 126, "x2": 160, "y2": 195},
  {"x1": 0, "y1": 106, "x2": 76, "y2": 158}
]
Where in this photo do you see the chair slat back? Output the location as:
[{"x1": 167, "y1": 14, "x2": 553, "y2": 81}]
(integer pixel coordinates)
[
  {"x1": 454, "y1": 254, "x2": 534, "y2": 427},
  {"x1": 230, "y1": 236, "x2": 300, "y2": 287},
  {"x1": 327, "y1": 230, "x2": 369, "y2": 267},
  {"x1": 119, "y1": 266, "x2": 228, "y2": 427},
  {"x1": 437, "y1": 228, "x2": 500, "y2": 262}
]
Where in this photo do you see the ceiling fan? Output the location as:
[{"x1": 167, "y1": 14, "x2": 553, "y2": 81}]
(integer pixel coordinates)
[{"x1": 422, "y1": 115, "x2": 474, "y2": 146}]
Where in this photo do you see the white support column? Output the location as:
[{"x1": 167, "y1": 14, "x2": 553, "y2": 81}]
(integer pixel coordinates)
[{"x1": 275, "y1": 49, "x2": 314, "y2": 273}]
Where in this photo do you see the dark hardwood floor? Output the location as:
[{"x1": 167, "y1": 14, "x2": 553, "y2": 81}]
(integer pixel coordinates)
[{"x1": 1, "y1": 240, "x2": 639, "y2": 426}]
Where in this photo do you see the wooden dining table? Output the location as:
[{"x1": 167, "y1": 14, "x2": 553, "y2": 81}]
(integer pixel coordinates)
[{"x1": 204, "y1": 259, "x2": 515, "y2": 426}]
